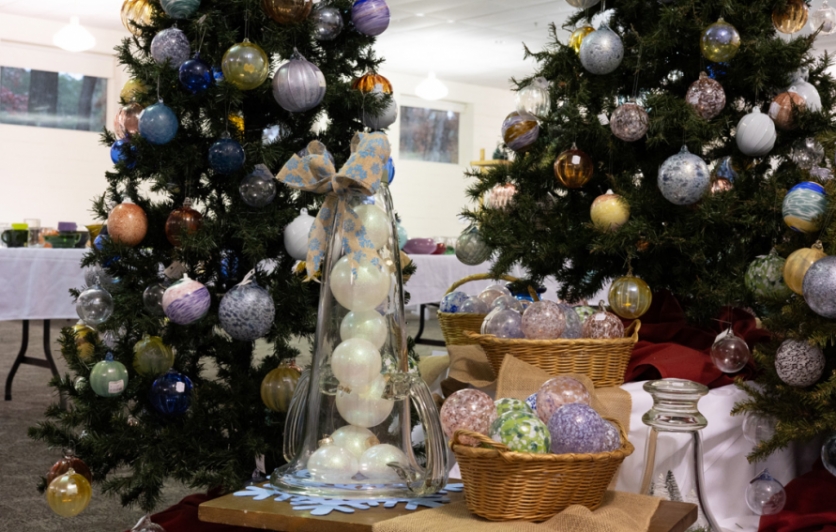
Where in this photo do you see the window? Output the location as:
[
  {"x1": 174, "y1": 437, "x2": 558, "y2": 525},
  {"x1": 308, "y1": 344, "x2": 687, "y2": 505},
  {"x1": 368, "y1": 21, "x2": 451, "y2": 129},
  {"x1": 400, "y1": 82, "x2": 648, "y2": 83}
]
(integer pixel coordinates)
[
  {"x1": 399, "y1": 106, "x2": 460, "y2": 164},
  {"x1": 0, "y1": 67, "x2": 107, "y2": 131}
]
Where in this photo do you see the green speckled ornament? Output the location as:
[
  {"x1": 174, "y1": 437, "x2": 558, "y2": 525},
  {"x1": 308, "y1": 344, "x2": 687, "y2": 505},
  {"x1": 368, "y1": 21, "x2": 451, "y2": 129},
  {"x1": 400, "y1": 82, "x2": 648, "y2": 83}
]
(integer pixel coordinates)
[
  {"x1": 745, "y1": 249, "x2": 792, "y2": 301},
  {"x1": 574, "y1": 305, "x2": 596, "y2": 323},
  {"x1": 495, "y1": 397, "x2": 533, "y2": 417},
  {"x1": 488, "y1": 411, "x2": 550, "y2": 453}
]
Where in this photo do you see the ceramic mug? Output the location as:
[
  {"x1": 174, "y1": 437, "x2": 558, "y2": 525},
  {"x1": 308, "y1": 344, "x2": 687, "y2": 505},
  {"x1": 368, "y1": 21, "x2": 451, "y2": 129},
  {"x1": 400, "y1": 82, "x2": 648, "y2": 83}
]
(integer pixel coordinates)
[
  {"x1": 45, "y1": 233, "x2": 83, "y2": 249},
  {"x1": 1, "y1": 229, "x2": 28, "y2": 248}
]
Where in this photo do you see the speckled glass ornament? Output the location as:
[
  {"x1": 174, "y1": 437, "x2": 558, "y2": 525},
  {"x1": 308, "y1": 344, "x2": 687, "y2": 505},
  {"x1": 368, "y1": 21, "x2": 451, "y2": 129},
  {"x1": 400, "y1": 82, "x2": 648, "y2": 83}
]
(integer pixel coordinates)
[
  {"x1": 46, "y1": 468, "x2": 92, "y2": 517},
  {"x1": 525, "y1": 392, "x2": 537, "y2": 411},
  {"x1": 745, "y1": 250, "x2": 792, "y2": 301},
  {"x1": 490, "y1": 295, "x2": 524, "y2": 312},
  {"x1": 658, "y1": 145, "x2": 710, "y2": 205},
  {"x1": 240, "y1": 164, "x2": 278, "y2": 208},
  {"x1": 133, "y1": 334, "x2": 174, "y2": 377},
  {"x1": 710, "y1": 330, "x2": 750, "y2": 373},
  {"x1": 272, "y1": 48, "x2": 327, "y2": 112},
  {"x1": 489, "y1": 411, "x2": 551, "y2": 453},
  {"x1": 535, "y1": 376, "x2": 591, "y2": 424},
  {"x1": 457, "y1": 296, "x2": 487, "y2": 315},
  {"x1": 775, "y1": 339, "x2": 825, "y2": 386},
  {"x1": 222, "y1": 40, "x2": 270, "y2": 91},
  {"x1": 783, "y1": 182, "x2": 827, "y2": 233},
  {"x1": 165, "y1": 199, "x2": 202, "y2": 247},
  {"x1": 162, "y1": 275, "x2": 211, "y2": 325},
  {"x1": 521, "y1": 301, "x2": 566, "y2": 339},
  {"x1": 569, "y1": 25, "x2": 594, "y2": 53},
  {"x1": 769, "y1": 89, "x2": 806, "y2": 130},
  {"x1": 313, "y1": 5, "x2": 343, "y2": 40},
  {"x1": 143, "y1": 283, "x2": 166, "y2": 316},
  {"x1": 150, "y1": 369, "x2": 193, "y2": 415},
  {"x1": 495, "y1": 397, "x2": 532, "y2": 417},
  {"x1": 608, "y1": 276, "x2": 652, "y2": 319},
  {"x1": 591, "y1": 191, "x2": 630, "y2": 231},
  {"x1": 822, "y1": 433, "x2": 836, "y2": 476},
  {"x1": 579, "y1": 25, "x2": 624, "y2": 75},
  {"x1": 139, "y1": 102, "x2": 179, "y2": 145},
  {"x1": 790, "y1": 138, "x2": 825, "y2": 170},
  {"x1": 515, "y1": 77, "x2": 551, "y2": 117},
  {"x1": 477, "y1": 284, "x2": 511, "y2": 307},
  {"x1": 108, "y1": 200, "x2": 148, "y2": 247},
  {"x1": 582, "y1": 305, "x2": 625, "y2": 339},
  {"x1": 161, "y1": 0, "x2": 200, "y2": 19},
  {"x1": 574, "y1": 305, "x2": 596, "y2": 323},
  {"x1": 736, "y1": 108, "x2": 776, "y2": 157},
  {"x1": 77, "y1": 285, "x2": 114, "y2": 326},
  {"x1": 90, "y1": 353, "x2": 128, "y2": 397},
  {"x1": 812, "y1": 0, "x2": 836, "y2": 34},
  {"x1": 548, "y1": 403, "x2": 621, "y2": 454},
  {"x1": 746, "y1": 469, "x2": 787, "y2": 515},
  {"x1": 456, "y1": 226, "x2": 492, "y2": 265},
  {"x1": 440, "y1": 389, "x2": 497, "y2": 446},
  {"x1": 700, "y1": 18, "x2": 740, "y2": 62},
  {"x1": 773, "y1": 0, "x2": 808, "y2": 34},
  {"x1": 260, "y1": 363, "x2": 300, "y2": 412},
  {"x1": 784, "y1": 243, "x2": 826, "y2": 295},
  {"x1": 485, "y1": 308, "x2": 524, "y2": 338},
  {"x1": 501, "y1": 111, "x2": 539, "y2": 152},
  {"x1": 179, "y1": 53, "x2": 212, "y2": 94},
  {"x1": 151, "y1": 28, "x2": 190, "y2": 68},
  {"x1": 352, "y1": 0, "x2": 390, "y2": 37},
  {"x1": 263, "y1": 0, "x2": 312, "y2": 24},
  {"x1": 558, "y1": 303, "x2": 582, "y2": 339},
  {"x1": 554, "y1": 144, "x2": 594, "y2": 188},
  {"x1": 610, "y1": 102, "x2": 648, "y2": 142},
  {"x1": 440, "y1": 291, "x2": 469, "y2": 313},
  {"x1": 307, "y1": 445, "x2": 359, "y2": 482},
  {"x1": 114, "y1": 102, "x2": 142, "y2": 139},
  {"x1": 359, "y1": 444, "x2": 409, "y2": 481},
  {"x1": 219, "y1": 280, "x2": 275, "y2": 341},
  {"x1": 686, "y1": 72, "x2": 726, "y2": 120}
]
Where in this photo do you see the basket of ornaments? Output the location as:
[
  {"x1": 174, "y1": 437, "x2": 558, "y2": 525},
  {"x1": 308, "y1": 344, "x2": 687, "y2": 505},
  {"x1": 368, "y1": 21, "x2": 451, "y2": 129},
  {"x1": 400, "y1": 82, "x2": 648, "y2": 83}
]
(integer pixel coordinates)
[
  {"x1": 442, "y1": 379, "x2": 634, "y2": 521},
  {"x1": 437, "y1": 274, "x2": 518, "y2": 346}
]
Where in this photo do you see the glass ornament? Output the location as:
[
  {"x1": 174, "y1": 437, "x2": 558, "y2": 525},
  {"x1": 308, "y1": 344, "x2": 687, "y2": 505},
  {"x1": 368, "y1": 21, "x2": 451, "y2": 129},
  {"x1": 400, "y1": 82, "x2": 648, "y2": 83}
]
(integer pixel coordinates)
[
  {"x1": 263, "y1": 0, "x2": 312, "y2": 24},
  {"x1": 121, "y1": 0, "x2": 154, "y2": 36},
  {"x1": 784, "y1": 242, "x2": 826, "y2": 295},
  {"x1": 582, "y1": 303, "x2": 624, "y2": 339},
  {"x1": 150, "y1": 369, "x2": 193, "y2": 415},
  {"x1": 549, "y1": 404, "x2": 620, "y2": 454},
  {"x1": 742, "y1": 412, "x2": 776, "y2": 444},
  {"x1": 495, "y1": 397, "x2": 532, "y2": 417},
  {"x1": 455, "y1": 226, "x2": 492, "y2": 266},
  {"x1": 47, "y1": 455, "x2": 93, "y2": 487},
  {"x1": 774, "y1": 339, "x2": 825, "y2": 386},
  {"x1": 591, "y1": 191, "x2": 630, "y2": 231},
  {"x1": 70, "y1": 321, "x2": 96, "y2": 361},
  {"x1": 307, "y1": 445, "x2": 359, "y2": 482},
  {"x1": 178, "y1": 53, "x2": 212, "y2": 94},
  {"x1": 713, "y1": 156, "x2": 740, "y2": 182},
  {"x1": 333, "y1": 374, "x2": 394, "y2": 428},
  {"x1": 143, "y1": 283, "x2": 166, "y2": 316},
  {"x1": 363, "y1": 96, "x2": 398, "y2": 130},
  {"x1": 139, "y1": 102, "x2": 179, "y2": 145},
  {"x1": 485, "y1": 308, "x2": 524, "y2": 339},
  {"x1": 575, "y1": 305, "x2": 596, "y2": 324},
  {"x1": 746, "y1": 469, "x2": 787, "y2": 515},
  {"x1": 460, "y1": 297, "x2": 488, "y2": 314},
  {"x1": 352, "y1": 0, "x2": 390, "y2": 36},
  {"x1": 477, "y1": 284, "x2": 512, "y2": 307},
  {"x1": 490, "y1": 294, "x2": 524, "y2": 312},
  {"x1": 221, "y1": 40, "x2": 270, "y2": 91},
  {"x1": 812, "y1": 0, "x2": 836, "y2": 34},
  {"x1": 273, "y1": 48, "x2": 327, "y2": 113},
  {"x1": 165, "y1": 199, "x2": 202, "y2": 247},
  {"x1": 745, "y1": 250, "x2": 792, "y2": 301},
  {"x1": 569, "y1": 25, "x2": 594, "y2": 54},
  {"x1": 133, "y1": 334, "x2": 175, "y2": 377},
  {"x1": 686, "y1": 72, "x2": 726, "y2": 120},
  {"x1": 151, "y1": 28, "x2": 190, "y2": 68},
  {"x1": 515, "y1": 77, "x2": 551, "y2": 117},
  {"x1": 329, "y1": 255, "x2": 390, "y2": 312},
  {"x1": 790, "y1": 137, "x2": 825, "y2": 170},
  {"x1": 490, "y1": 412, "x2": 550, "y2": 453},
  {"x1": 240, "y1": 164, "x2": 278, "y2": 208},
  {"x1": 710, "y1": 329, "x2": 750, "y2": 373},
  {"x1": 107, "y1": 200, "x2": 148, "y2": 247},
  {"x1": 353, "y1": 73, "x2": 393, "y2": 94},
  {"x1": 313, "y1": 5, "x2": 343, "y2": 40},
  {"x1": 579, "y1": 25, "x2": 624, "y2": 75},
  {"x1": 501, "y1": 111, "x2": 539, "y2": 152},
  {"x1": 610, "y1": 102, "x2": 648, "y2": 142},
  {"x1": 521, "y1": 300, "x2": 566, "y2": 339},
  {"x1": 700, "y1": 18, "x2": 741, "y2": 63},
  {"x1": 354, "y1": 204, "x2": 389, "y2": 249},
  {"x1": 790, "y1": 71, "x2": 822, "y2": 112},
  {"x1": 558, "y1": 303, "x2": 582, "y2": 339},
  {"x1": 608, "y1": 275, "x2": 652, "y2": 319},
  {"x1": 710, "y1": 178, "x2": 734, "y2": 195},
  {"x1": 90, "y1": 353, "x2": 129, "y2": 397},
  {"x1": 120, "y1": 78, "x2": 148, "y2": 102},
  {"x1": 332, "y1": 425, "x2": 379, "y2": 458},
  {"x1": 783, "y1": 181, "x2": 827, "y2": 233},
  {"x1": 218, "y1": 279, "x2": 275, "y2": 341},
  {"x1": 536, "y1": 376, "x2": 591, "y2": 425},
  {"x1": 396, "y1": 222, "x2": 407, "y2": 249},
  {"x1": 46, "y1": 468, "x2": 92, "y2": 517},
  {"x1": 440, "y1": 291, "x2": 469, "y2": 313},
  {"x1": 284, "y1": 208, "x2": 315, "y2": 261},
  {"x1": 77, "y1": 285, "x2": 114, "y2": 326},
  {"x1": 769, "y1": 89, "x2": 806, "y2": 130},
  {"x1": 208, "y1": 135, "x2": 245, "y2": 174},
  {"x1": 110, "y1": 138, "x2": 137, "y2": 169},
  {"x1": 131, "y1": 514, "x2": 166, "y2": 532},
  {"x1": 484, "y1": 183, "x2": 516, "y2": 210},
  {"x1": 773, "y1": 0, "x2": 808, "y2": 34},
  {"x1": 163, "y1": 275, "x2": 210, "y2": 325},
  {"x1": 736, "y1": 108, "x2": 776, "y2": 157},
  {"x1": 341, "y1": 310, "x2": 387, "y2": 349},
  {"x1": 822, "y1": 433, "x2": 836, "y2": 476},
  {"x1": 440, "y1": 389, "x2": 496, "y2": 446},
  {"x1": 566, "y1": 0, "x2": 600, "y2": 7},
  {"x1": 261, "y1": 363, "x2": 301, "y2": 413},
  {"x1": 161, "y1": 0, "x2": 200, "y2": 19},
  {"x1": 554, "y1": 144, "x2": 594, "y2": 188},
  {"x1": 115, "y1": 102, "x2": 142, "y2": 139},
  {"x1": 359, "y1": 443, "x2": 409, "y2": 481},
  {"x1": 657, "y1": 146, "x2": 710, "y2": 206},
  {"x1": 803, "y1": 256, "x2": 836, "y2": 318}
]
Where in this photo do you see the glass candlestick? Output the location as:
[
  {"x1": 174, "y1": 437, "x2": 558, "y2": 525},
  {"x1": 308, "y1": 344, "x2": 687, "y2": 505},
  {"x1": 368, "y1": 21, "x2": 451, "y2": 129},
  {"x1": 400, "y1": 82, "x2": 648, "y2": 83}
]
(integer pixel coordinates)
[{"x1": 640, "y1": 379, "x2": 721, "y2": 531}]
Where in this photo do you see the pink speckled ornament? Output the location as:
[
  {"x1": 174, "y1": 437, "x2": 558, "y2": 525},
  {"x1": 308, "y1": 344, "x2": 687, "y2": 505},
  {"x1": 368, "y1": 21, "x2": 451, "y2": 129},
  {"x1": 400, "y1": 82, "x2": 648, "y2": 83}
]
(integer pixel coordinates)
[
  {"x1": 107, "y1": 200, "x2": 148, "y2": 247},
  {"x1": 536, "y1": 376, "x2": 591, "y2": 424},
  {"x1": 440, "y1": 389, "x2": 497, "y2": 446},
  {"x1": 581, "y1": 304, "x2": 624, "y2": 339},
  {"x1": 521, "y1": 301, "x2": 566, "y2": 339}
]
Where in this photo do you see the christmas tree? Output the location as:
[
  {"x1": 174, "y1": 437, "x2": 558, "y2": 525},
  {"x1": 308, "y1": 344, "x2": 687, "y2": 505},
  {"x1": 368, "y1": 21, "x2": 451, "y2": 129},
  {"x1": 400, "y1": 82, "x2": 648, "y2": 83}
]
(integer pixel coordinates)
[
  {"x1": 467, "y1": 1, "x2": 836, "y2": 460},
  {"x1": 29, "y1": 0, "x2": 394, "y2": 511}
]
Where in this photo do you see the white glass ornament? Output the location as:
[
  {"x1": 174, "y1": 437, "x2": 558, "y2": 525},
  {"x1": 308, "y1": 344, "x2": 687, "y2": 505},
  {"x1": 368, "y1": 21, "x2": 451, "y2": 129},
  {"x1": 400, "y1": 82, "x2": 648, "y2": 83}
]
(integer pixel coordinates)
[
  {"x1": 811, "y1": 0, "x2": 836, "y2": 34},
  {"x1": 515, "y1": 77, "x2": 551, "y2": 117},
  {"x1": 329, "y1": 255, "x2": 391, "y2": 312},
  {"x1": 736, "y1": 108, "x2": 776, "y2": 157},
  {"x1": 283, "y1": 208, "x2": 315, "y2": 261},
  {"x1": 579, "y1": 25, "x2": 624, "y2": 75},
  {"x1": 331, "y1": 338, "x2": 382, "y2": 389},
  {"x1": 790, "y1": 78, "x2": 822, "y2": 113},
  {"x1": 567, "y1": 0, "x2": 601, "y2": 8},
  {"x1": 331, "y1": 425, "x2": 379, "y2": 458},
  {"x1": 340, "y1": 310, "x2": 387, "y2": 349},
  {"x1": 335, "y1": 374, "x2": 394, "y2": 428},
  {"x1": 307, "y1": 445, "x2": 359, "y2": 482},
  {"x1": 359, "y1": 444, "x2": 410, "y2": 481},
  {"x1": 354, "y1": 204, "x2": 389, "y2": 250},
  {"x1": 363, "y1": 97, "x2": 398, "y2": 130}
]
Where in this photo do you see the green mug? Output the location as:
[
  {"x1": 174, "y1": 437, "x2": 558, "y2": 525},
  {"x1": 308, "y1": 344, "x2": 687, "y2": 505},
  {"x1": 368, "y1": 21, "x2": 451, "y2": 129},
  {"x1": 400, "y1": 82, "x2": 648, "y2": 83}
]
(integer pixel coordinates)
[
  {"x1": 1, "y1": 229, "x2": 28, "y2": 248},
  {"x1": 45, "y1": 233, "x2": 83, "y2": 249}
]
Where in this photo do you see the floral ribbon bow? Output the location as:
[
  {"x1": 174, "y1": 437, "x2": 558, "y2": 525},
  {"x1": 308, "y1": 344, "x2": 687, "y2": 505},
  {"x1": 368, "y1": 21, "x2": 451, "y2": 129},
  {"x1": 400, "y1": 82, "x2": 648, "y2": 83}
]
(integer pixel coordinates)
[{"x1": 276, "y1": 131, "x2": 391, "y2": 280}]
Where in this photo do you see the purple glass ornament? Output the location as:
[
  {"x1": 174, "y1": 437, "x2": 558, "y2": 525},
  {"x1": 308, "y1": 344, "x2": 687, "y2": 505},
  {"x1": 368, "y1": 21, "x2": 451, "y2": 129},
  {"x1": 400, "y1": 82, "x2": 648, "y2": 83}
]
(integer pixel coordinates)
[
  {"x1": 490, "y1": 294, "x2": 524, "y2": 312},
  {"x1": 548, "y1": 403, "x2": 621, "y2": 454},
  {"x1": 150, "y1": 27, "x2": 190, "y2": 68},
  {"x1": 522, "y1": 301, "x2": 566, "y2": 339},
  {"x1": 461, "y1": 296, "x2": 488, "y2": 314},
  {"x1": 272, "y1": 48, "x2": 326, "y2": 113},
  {"x1": 484, "y1": 308, "x2": 524, "y2": 338},
  {"x1": 162, "y1": 276, "x2": 211, "y2": 325},
  {"x1": 501, "y1": 111, "x2": 539, "y2": 152},
  {"x1": 352, "y1": 0, "x2": 390, "y2": 37},
  {"x1": 536, "y1": 376, "x2": 591, "y2": 424},
  {"x1": 440, "y1": 389, "x2": 497, "y2": 446},
  {"x1": 557, "y1": 303, "x2": 582, "y2": 338}
]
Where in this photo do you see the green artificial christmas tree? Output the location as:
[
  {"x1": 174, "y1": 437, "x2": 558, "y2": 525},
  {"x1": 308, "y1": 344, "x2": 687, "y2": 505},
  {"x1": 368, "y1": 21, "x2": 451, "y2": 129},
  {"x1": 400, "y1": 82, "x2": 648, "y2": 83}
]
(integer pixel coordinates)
[
  {"x1": 466, "y1": 1, "x2": 836, "y2": 461},
  {"x1": 29, "y1": 0, "x2": 394, "y2": 511}
]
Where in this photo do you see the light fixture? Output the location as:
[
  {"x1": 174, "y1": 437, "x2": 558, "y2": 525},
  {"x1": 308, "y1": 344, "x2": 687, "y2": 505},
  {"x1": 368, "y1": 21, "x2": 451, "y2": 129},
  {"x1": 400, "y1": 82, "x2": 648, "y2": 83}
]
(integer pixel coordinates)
[
  {"x1": 415, "y1": 72, "x2": 448, "y2": 101},
  {"x1": 53, "y1": 17, "x2": 96, "y2": 53}
]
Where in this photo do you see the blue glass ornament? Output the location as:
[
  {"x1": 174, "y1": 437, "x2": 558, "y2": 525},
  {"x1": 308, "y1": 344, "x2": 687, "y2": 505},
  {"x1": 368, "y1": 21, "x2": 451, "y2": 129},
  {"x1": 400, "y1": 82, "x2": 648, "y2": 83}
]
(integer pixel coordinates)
[
  {"x1": 706, "y1": 62, "x2": 728, "y2": 79},
  {"x1": 386, "y1": 157, "x2": 395, "y2": 184},
  {"x1": 440, "y1": 291, "x2": 469, "y2": 313},
  {"x1": 218, "y1": 281, "x2": 275, "y2": 341},
  {"x1": 179, "y1": 53, "x2": 212, "y2": 94},
  {"x1": 352, "y1": 0, "x2": 390, "y2": 36},
  {"x1": 220, "y1": 251, "x2": 241, "y2": 281},
  {"x1": 208, "y1": 135, "x2": 246, "y2": 174},
  {"x1": 149, "y1": 369, "x2": 193, "y2": 415},
  {"x1": 94, "y1": 233, "x2": 108, "y2": 250},
  {"x1": 212, "y1": 66, "x2": 224, "y2": 82},
  {"x1": 110, "y1": 138, "x2": 136, "y2": 169},
  {"x1": 139, "y1": 102, "x2": 179, "y2": 145}
]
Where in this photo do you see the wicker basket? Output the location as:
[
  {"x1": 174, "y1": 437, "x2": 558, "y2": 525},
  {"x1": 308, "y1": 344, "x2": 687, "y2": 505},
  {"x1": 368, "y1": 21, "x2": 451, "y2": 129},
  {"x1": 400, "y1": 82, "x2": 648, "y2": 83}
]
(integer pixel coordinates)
[
  {"x1": 465, "y1": 320, "x2": 641, "y2": 387},
  {"x1": 437, "y1": 273, "x2": 518, "y2": 346},
  {"x1": 452, "y1": 423, "x2": 634, "y2": 521}
]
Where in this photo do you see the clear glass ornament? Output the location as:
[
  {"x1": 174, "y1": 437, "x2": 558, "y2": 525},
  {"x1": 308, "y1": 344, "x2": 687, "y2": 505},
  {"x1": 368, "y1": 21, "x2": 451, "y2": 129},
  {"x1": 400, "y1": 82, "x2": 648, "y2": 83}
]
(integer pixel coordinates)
[
  {"x1": 710, "y1": 328, "x2": 750, "y2": 373},
  {"x1": 76, "y1": 284, "x2": 114, "y2": 326},
  {"x1": 790, "y1": 137, "x2": 825, "y2": 170},
  {"x1": 823, "y1": 432, "x2": 836, "y2": 476},
  {"x1": 455, "y1": 226, "x2": 492, "y2": 265},
  {"x1": 745, "y1": 469, "x2": 787, "y2": 515},
  {"x1": 742, "y1": 412, "x2": 776, "y2": 444},
  {"x1": 812, "y1": 0, "x2": 836, "y2": 34},
  {"x1": 515, "y1": 77, "x2": 551, "y2": 118},
  {"x1": 240, "y1": 164, "x2": 278, "y2": 208},
  {"x1": 131, "y1": 514, "x2": 167, "y2": 532}
]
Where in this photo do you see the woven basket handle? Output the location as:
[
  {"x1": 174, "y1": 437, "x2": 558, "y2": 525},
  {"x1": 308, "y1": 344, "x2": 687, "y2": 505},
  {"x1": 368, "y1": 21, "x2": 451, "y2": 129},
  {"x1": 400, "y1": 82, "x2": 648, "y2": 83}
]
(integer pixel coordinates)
[
  {"x1": 445, "y1": 273, "x2": 519, "y2": 296},
  {"x1": 451, "y1": 429, "x2": 510, "y2": 452}
]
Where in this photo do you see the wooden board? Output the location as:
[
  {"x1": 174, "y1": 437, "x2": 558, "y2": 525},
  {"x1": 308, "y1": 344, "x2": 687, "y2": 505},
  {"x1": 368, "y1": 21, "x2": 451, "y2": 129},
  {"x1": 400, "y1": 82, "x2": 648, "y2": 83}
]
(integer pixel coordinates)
[{"x1": 198, "y1": 487, "x2": 697, "y2": 532}]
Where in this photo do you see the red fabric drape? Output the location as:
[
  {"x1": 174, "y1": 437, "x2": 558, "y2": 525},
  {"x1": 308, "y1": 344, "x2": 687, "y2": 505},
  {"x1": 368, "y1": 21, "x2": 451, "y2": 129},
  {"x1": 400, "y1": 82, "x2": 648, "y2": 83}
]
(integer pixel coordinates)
[
  {"x1": 759, "y1": 459, "x2": 836, "y2": 532},
  {"x1": 126, "y1": 491, "x2": 256, "y2": 532}
]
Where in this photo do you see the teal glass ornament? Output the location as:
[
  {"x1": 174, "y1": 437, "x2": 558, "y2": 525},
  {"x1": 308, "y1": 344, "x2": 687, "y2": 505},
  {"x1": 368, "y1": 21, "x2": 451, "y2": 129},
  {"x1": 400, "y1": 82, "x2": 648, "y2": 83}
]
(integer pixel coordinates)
[
  {"x1": 89, "y1": 353, "x2": 129, "y2": 398},
  {"x1": 139, "y1": 102, "x2": 179, "y2": 145},
  {"x1": 396, "y1": 222, "x2": 407, "y2": 249},
  {"x1": 783, "y1": 181, "x2": 827, "y2": 233},
  {"x1": 161, "y1": 0, "x2": 201, "y2": 19}
]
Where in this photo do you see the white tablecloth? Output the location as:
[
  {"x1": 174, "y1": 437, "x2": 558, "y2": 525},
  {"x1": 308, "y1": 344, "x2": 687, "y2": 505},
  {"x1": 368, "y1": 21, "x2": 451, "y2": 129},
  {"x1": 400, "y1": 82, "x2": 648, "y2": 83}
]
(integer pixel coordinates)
[{"x1": 0, "y1": 248, "x2": 87, "y2": 320}]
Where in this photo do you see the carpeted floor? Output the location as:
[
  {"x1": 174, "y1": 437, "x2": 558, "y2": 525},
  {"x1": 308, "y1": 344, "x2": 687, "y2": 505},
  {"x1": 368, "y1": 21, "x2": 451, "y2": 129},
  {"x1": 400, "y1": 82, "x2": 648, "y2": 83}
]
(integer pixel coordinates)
[{"x1": 0, "y1": 312, "x2": 446, "y2": 531}]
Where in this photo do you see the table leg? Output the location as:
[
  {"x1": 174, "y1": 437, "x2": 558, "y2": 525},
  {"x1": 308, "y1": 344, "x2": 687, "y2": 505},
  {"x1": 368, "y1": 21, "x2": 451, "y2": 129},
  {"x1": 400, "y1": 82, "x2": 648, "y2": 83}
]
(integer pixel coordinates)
[
  {"x1": 4, "y1": 320, "x2": 63, "y2": 405},
  {"x1": 413, "y1": 304, "x2": 445, "y2": 347},
  {"x1": 4, "y1": 320, "x2": 30, "y2": 401}
]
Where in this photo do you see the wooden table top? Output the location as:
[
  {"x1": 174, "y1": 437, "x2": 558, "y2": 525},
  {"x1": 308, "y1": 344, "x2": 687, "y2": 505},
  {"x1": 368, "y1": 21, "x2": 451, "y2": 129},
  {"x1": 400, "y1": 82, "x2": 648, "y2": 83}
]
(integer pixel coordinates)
[{"x1": 198, "y1": 486, "x2": 697, "y2": 532}]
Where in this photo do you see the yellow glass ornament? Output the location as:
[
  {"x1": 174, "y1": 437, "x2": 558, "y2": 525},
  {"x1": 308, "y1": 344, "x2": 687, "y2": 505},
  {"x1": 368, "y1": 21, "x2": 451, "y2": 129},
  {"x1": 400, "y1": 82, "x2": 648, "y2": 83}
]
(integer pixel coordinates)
[
  {"x1": 608, "y1": 275, "x2": 652, "y2": 319},
  {"x1": 569, "y1": 25, "x2": 594, "y2": 54},
  {"x1": 120, "y1": 78, "x2": 148, "y2": 103},
  {"x1": 261, "y1": 363, "x2": 301, "y2": 412},
  {"x1": 46, "y1": 468, "x2": 92, "y2": 518},
  {"x1": 71, "y1": 322, "x2": 96, "y2": 361},
  {"x1": 773, "y1": 0, "x2": 808, "y2": 34},
  {"x1": 783, "y1": 242, "x2": 826, "y2": 295},
  {"x1": 700, "y1": 18, "x2": 741, "y2": 63},
  {"x1": 554, "y1": 143, "x2": 594, "y2": 188},
  {"x1": 133, "y1": 334, "x2": 175, "y2": 377},
  {"x1": 221, "y1": 40, "x2": 270, "y2": 91},
  {"x1": 121, "y1": 0, "x2": 154, "y2": 36},
  {"x1": 228, "y1": 111, "x2": 245, "y2": 137},
  {"x1": 590, "y1": 190, "x2": 630, "y2": 231}
]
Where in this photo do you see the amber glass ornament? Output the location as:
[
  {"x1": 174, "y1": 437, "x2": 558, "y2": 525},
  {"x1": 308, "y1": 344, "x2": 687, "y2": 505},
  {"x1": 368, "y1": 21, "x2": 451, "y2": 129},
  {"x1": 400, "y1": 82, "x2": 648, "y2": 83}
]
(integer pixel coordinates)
[
  {"x1": 107, "y1": 200, "x2": 148, "y2": 247},
  {"x1": 773, "y1": 0, "x2": 809, "y2": 34},
  {"x1": 121, "y1": 78, "x2": 148, "y2": 103},
  {"x1": 569, "y1": 25, "x2": 594, "y2": 54},
  {"x1": 114, "y1": 103, "x2": 143, "y2": 139},
  {"x1": 261, "y1": 362, "x2": 301, "y2": 412},
  {"x1": 70, "y1": 322, "x2": 96, "y2": 361},
  {"x1": 352, "y1": 73, "x2": 392, "y2": 94},
  {"x1": 47, "y1": 455, "x2": 93, "y2": 487},
  {"x1": 121, "y1": 0, "x2": 154, "y2": 36},
  {"x1": 228, "y1": 111, "x2": 245, "y2": 138},
  {"x1": 133, "y1": 334, "x2": 175, "y2": 377},
  {"x1": 769, "y1": 89, "x2": 806, "y2": 130},
  {"x1": 608, "y1": 275, "x2": 652, "y2": 319},
  {"x1": 784, "y1": 242, "x2": 826, "y2": 295},
  {"x1": 554, "y1": 143, "x2": 593, "y2": 188},
  {"x1": 46, "y1": 468, "x2": 92, "y2": 517},
  {"x1": 165, "y1": 198, "x2": 203, "y2": 247},
  {"x1": 263, "y1": 0, "x2": 312, "y2": 24}
]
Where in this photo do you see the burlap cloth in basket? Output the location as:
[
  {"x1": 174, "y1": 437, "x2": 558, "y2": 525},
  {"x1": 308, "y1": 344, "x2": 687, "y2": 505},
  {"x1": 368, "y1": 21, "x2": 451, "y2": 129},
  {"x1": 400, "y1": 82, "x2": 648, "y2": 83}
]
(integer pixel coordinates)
[{"x1": 372, "y1": 491, "x2": 660, "y2": 532}]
